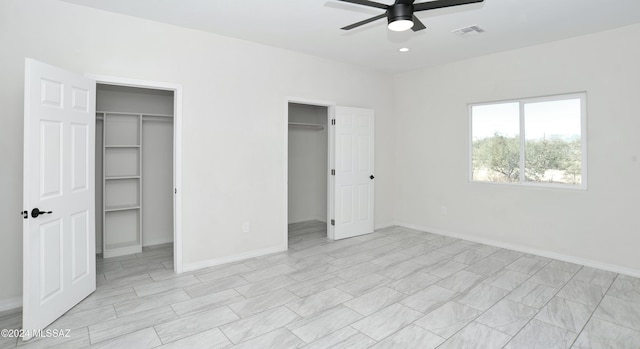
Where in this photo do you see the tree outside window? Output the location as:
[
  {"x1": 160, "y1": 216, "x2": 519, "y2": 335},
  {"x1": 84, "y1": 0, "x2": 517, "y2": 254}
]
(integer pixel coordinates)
[{"x1": 470, "y1": 94, "x2": 586, "y2": 188}]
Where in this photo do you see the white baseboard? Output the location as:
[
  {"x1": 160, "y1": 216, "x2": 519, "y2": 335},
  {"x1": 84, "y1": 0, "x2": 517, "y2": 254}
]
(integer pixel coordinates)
[
  {"x1": 0, "y1": 296, "x2": 22, "y2": 313},
  {"x1": 288, "y1": 217, "x2": 326, "y2": 225},
  {"x1": 181, "y1": 245, "x2": 287, "y2": 273},
  {"x1": 394, "y1": 221, "x2": 640, "y2": 279},
  {"x1": 375, "y1": 221, "x2": 395, "y2": 231},
  {"x1": 287, "y1": 219, "x2": 391, "y2": 230},
  {"x1": 143, "y1": 238, "x2": 174, "y2": 248}
]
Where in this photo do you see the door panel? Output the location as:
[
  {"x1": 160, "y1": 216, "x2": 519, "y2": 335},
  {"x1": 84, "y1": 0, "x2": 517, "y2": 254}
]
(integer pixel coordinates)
[
  {"x1": 340, "y1": 186, "x2": 353, "y2": 224},
  {"x1": 40, "y1": 79, "x2": 64, "y2": 108},
  {"x1": 71, "y1": 124, "x2": 89, "y2": 192},
  {"x1": 71, "y1": 87, "x2": 90, "y2": 112},
  {"x1": 23, "y1": 58, "x2": 96, "y2": 340},
  {"x1": 358, "y1": 135, "x2": 370, "y2": 171},
  {"x1": 358, "y1": 184, "x2": 369, "y2": 220},
  {"x1": 71, "y1": 211, "x2": 90, "y2": 283},
  {"x1": 40, "y1": 219, "x2": 63, "y2": 301},
  {"x1": 40, "y1": 121, "x2": 63, "y2": 199},
  {"x1": 333, "y1": 107, "x2": 374, "y2": 240}
]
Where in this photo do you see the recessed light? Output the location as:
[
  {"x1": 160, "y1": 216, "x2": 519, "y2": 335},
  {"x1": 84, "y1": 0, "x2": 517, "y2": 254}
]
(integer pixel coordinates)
[{"x1": 399, "y1": 47, "x2": 410, "y2": 53}]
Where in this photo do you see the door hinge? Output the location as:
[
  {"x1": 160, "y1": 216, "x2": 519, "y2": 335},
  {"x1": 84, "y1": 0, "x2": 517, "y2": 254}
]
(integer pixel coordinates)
[
  {"x1": 331, "y1": 219, "x2": 335, "y2": 226},
  {"x1": 174, "y1": 188, "x2": 177, "y2": 194},
  {"x1": 331, "y1": 119, "x2": 335, "y2": 125},
  {"x1": 331, "y1": 169, "x2": 335, "y2": 176}
]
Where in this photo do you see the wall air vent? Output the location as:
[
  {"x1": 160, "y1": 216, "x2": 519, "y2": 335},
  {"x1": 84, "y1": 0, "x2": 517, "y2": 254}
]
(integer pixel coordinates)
[{"x1": 452, "y1": 25, "x2": 485, "y2": 37}]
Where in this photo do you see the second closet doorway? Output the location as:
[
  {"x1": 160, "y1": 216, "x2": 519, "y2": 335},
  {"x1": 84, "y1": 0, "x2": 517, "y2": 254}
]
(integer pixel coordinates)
[{"x1": 288, "y1": 103, "x2": 330, "y2": 241}]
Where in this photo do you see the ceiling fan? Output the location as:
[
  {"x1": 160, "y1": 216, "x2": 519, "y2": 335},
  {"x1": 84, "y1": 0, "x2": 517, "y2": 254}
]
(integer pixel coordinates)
[{"x1": 338, "y1": 0, "x2": 484, "y2": 32}]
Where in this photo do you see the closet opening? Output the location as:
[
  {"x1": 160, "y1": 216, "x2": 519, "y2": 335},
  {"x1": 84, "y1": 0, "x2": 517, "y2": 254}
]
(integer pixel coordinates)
[
  {"x1": 95, "y1": 83, "x2": 176, "y2": 273},
  {"x1": 287, "y1": 102, "x2": 331, "y2": 245}
]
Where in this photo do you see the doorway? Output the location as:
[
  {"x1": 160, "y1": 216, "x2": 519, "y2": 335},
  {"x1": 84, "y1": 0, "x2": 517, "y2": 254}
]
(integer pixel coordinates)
[
  {"x1": 95, "y1": 84, "x2": 175, "y2": 272},
  {"x1": 90, "y1": 75, "x2": 183, "y2": 273},
  {"x1": 284, "y1": 98, "x2": 376, "y2": 247},
  {"x1": 22, "y1": 59, "x2": 183, "y2": 338},
  {"x1": 287, "y1": 102, "x2": 331, "y2": 246}
]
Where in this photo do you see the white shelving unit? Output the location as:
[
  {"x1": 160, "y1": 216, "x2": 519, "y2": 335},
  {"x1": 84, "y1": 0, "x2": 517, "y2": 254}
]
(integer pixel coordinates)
[
  {"x1": 97, "y1": 111, "x2": 173, "y2": 258},
  {"x1": 99, "y1": 111, "x2": 144, "y2": 258}
]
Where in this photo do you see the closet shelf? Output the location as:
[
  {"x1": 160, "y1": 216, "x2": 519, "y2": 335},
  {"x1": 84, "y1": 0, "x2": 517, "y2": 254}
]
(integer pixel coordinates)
[
  {"x1": 105, "y1": 175, "x2": 141, "y2": 180},
  {"x1": 105, "y1": 205, "x2": 141, "y2": 213},
  {"x1": 288, "y1": 122, "x2": 325, "y2": 130},
  {"x1": 105, "y1": 145, "x2": 141, "y2": 148}
]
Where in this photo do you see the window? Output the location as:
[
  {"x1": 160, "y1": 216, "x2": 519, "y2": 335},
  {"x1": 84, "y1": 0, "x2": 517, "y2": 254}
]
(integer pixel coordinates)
[{"x1": 470, "y1": 93, "x2": 586, "y2": 188}]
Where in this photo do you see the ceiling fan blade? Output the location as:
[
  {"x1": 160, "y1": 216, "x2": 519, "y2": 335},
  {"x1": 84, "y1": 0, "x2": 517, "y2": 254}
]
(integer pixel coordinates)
[
  {"x1": 337, "y1": 0, "x2": 389, "y2": 10},
  {"x1": 341, "y1": 13, "x2": 387, "y2": 30},
  {"x1": 411, "y1": 15, "x2": 426, "y2": 31},
  {"x1": 414, "y1": 0, "x2": 483, "y2": 12}
]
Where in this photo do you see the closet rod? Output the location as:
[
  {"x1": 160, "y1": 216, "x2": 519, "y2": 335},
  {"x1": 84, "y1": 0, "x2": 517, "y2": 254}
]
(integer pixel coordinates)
[
  {"x1": 96, "y1": 111, "x2": 173, "y2": 118},
  {"x1": 288, "y1": 122, "x2": 325, "y2": 130},
  {"x1": 142, "y1": 116, "x2": 173, "y2": 122}
]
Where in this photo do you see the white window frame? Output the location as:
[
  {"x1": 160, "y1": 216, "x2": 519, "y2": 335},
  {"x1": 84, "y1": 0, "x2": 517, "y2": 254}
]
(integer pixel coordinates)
[{"x1": 468, "y1": 92, "x2": 587, "y2": 190}]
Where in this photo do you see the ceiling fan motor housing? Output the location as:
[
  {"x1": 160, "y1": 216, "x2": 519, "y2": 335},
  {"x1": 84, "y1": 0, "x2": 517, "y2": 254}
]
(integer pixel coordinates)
[{"x1": 387, "y1": 4, "x2": 414, "y2": 24}]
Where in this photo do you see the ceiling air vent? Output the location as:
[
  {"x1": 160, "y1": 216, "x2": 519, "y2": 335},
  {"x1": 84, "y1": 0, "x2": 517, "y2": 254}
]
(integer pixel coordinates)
[{"x1": 452, "y1": 25, "x2": 484, "y2": 37}]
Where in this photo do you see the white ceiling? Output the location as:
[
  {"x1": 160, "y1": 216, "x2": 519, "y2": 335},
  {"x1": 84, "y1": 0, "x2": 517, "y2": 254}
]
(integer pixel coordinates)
[{"x1": 60, "y1": 0, "x2": 640, "y2": 73}]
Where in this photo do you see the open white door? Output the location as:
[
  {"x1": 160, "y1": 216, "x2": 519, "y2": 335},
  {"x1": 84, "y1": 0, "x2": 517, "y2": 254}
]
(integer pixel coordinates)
[
  {"x1": 333, "y1": 106, "x2": 374, "y2": 240},
  {"x1": 23, "y1": 59, "x2": 96, "y2": 340}
]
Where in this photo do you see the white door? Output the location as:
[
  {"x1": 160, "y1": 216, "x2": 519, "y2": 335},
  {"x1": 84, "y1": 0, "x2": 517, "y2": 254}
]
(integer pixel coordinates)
[
  {"x1": 333, "y1": 106, "x2": 375, "y2": 239},
  {"x1": 23, "y1": 59, "x2": 96, "y2": 339}
]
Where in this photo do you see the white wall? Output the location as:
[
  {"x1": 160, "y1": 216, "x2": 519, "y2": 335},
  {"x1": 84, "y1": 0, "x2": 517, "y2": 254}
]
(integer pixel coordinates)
[
  {"x1": 288, "y1": 103, "x2": 328, "y2": 224},
  {"x1": 0, "y1": 0, "x2": 395, "y2": 305},
  {"x1": 141, "y1": 117, "x2": 174, "y2": 247},
  {"x1": 95, "y1": 85, "x2": 174, "y2": 253},
  {"x1": 393, "y1": 23, "x2": 640, "y2": 274}
]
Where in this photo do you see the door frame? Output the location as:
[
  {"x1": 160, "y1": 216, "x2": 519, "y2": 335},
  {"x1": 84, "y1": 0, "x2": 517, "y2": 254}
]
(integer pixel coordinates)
[
  {"x1": 88, "y1": 74, "x2": 183, "y2": 273},
  {"x1": 284, "y1": 97, "x2": 336, "y2": 247}
]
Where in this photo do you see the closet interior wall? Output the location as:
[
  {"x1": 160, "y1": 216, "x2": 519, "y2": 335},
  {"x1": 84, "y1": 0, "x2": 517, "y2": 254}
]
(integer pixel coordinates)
[
  {"x1": 95, "y1": 84, "x2": 174, "y2": 254},
  {"x1": 288, "y1": 103, "x2": 328, "y2": 224}
]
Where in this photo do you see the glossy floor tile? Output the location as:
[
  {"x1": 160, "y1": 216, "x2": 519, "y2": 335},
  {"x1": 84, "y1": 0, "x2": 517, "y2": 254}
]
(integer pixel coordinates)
[{"x1": 4, "y1": 221, "x2": 640, "y2": 348}]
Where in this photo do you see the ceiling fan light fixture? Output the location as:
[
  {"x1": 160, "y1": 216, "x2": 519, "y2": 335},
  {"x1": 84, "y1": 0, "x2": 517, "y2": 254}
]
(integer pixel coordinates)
[
  {"x1": 339, "y1": 0, "x2": 484, "y2": 33},
  {"x1": 388, "y1": 19, "x2": 414, "y2": 32},
  {"x1": 387, "y1": 3, "x2": 414, "y2": 32}
]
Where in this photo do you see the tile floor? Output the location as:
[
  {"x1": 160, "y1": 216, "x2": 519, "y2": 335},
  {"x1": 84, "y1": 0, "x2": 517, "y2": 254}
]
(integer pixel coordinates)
[{"x1": 2, "y1": 221, "x2": 640, "y2": 348}]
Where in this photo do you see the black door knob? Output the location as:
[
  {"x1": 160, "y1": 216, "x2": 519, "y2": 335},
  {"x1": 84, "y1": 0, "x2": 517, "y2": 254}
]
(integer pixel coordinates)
[
  {"x1": 370, "y1": 175, "x2": 375, "y2": 180},
  {"x1": 31, "y1": 208, "x2": 53, "y2": 218}
]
